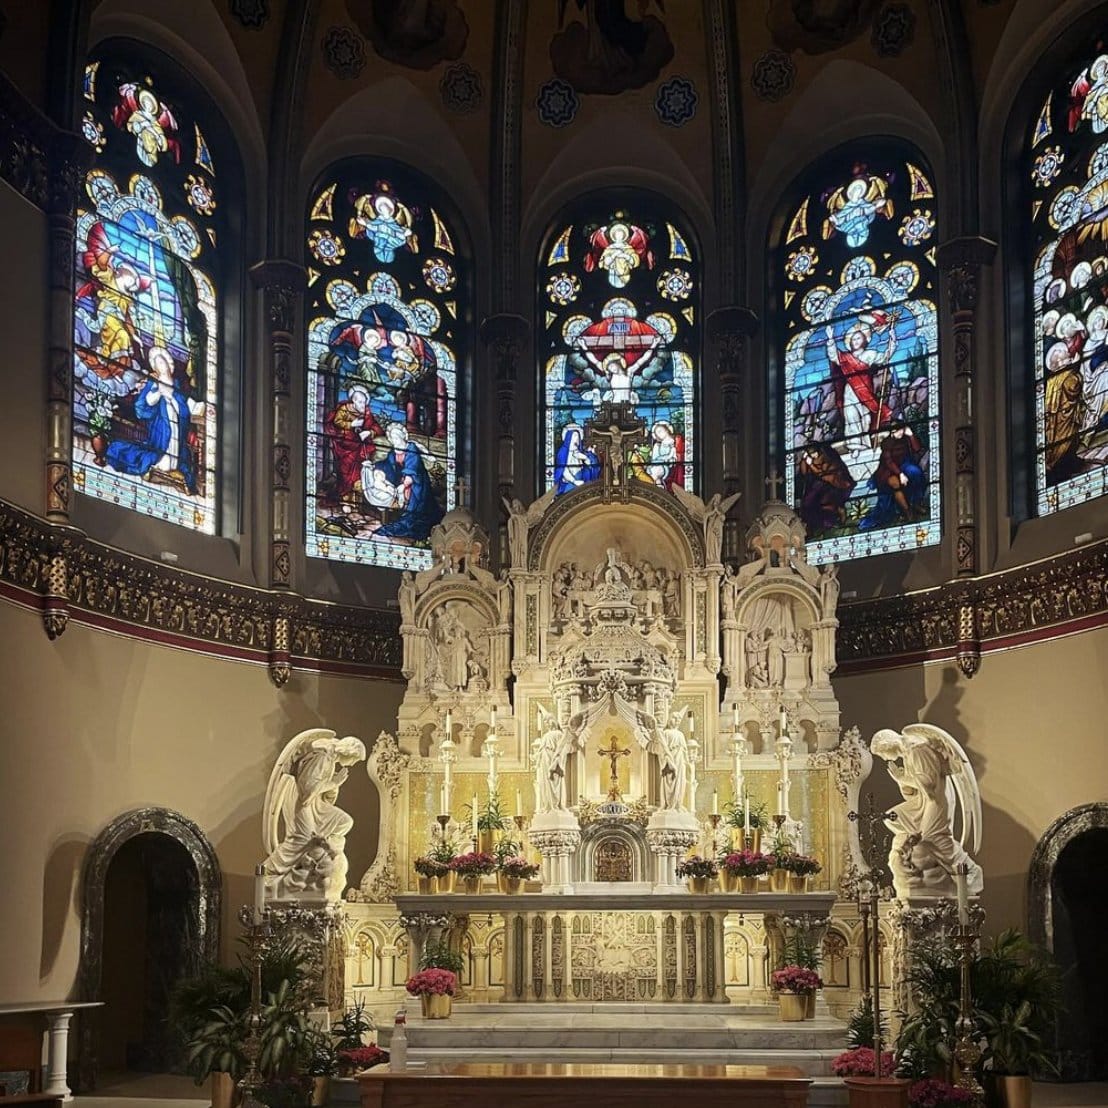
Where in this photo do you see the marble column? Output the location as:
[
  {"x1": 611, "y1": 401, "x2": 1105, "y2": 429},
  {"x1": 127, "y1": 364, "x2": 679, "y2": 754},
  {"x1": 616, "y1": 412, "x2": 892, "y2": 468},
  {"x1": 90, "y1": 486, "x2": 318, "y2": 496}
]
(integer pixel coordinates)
[
  {"x1": 707, "y1": 307, "x2": 758, "y2": 562},
  {"x1": 480, "y1": 313, "x2": 530, "y2": 567},
  {"x1": 936, "y1": 237, "x2": 996, "y2": 579},
  {"x1": 44, "y1": 1009, "x2": 74, "y2": 1098},
  {"x1": 250, "y1": 260, "x2": 304, "y2": 687}
]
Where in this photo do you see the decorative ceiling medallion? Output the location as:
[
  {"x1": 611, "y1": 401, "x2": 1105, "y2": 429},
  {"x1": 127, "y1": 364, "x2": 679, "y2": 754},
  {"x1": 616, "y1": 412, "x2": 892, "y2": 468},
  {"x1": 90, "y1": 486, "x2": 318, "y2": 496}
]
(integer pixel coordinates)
[
  {"x1": 751, "y1": 50, "x2": 796, "y2": 103},
  {"x1": 537, "y1": 78, "x2": 578, "y2": 129},
  {"x1": 322, "y1": 25, "x2": 366, "y2": 80},
  {"x1": 440, "y1": 62, "x2": 483, "y2": 114},
  {"x1": 230, "y1": 0, "x2": 268, "y2": 30},
  {"x1": 871, "y1": 2, "x2": 916, "y2": 58},
  {"x1": 654, "y1": 76, "x2": 698, "y2": 127}
]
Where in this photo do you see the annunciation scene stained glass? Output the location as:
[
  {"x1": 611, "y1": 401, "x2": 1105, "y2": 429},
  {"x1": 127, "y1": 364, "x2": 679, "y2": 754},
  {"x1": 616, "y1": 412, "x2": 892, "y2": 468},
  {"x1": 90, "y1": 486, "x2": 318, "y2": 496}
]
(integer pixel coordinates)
[
  {"x1": 780, "y1": 151, "x2": 941, "y2": 563},
  {"x1": 1029, "y1": 49, "x2": 1108, "y2": 514},
  {"x1": 73, "y1": 55, "x2": 220, "y2": 531},
  {"x1": 306, "y1": 167, "x2": 461, "y2": 569},
  {"x1": 539, "y1": 196, "x2": 698, "y2": 494}
]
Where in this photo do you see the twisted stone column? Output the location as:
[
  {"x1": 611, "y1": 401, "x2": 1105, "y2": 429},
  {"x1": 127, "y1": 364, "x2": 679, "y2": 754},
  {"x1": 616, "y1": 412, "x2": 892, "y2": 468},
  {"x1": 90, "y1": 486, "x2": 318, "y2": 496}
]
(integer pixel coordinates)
[
  {"x1": 937, "y1": 237, "x2": 996, "y2": 577},
  {"x1": 707, "y1": 307, "x2": 758, "y2": 562}
]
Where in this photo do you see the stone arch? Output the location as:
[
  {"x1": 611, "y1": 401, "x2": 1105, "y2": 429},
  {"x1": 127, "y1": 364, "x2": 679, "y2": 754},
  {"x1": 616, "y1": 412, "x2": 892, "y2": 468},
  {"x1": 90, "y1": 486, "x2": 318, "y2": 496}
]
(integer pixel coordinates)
[
  {"x1": 77, "y1": 807, "x2": 221, "y2": 1087},
  {"x1": 577, "y1": 821, "x2": 650, "y2": 884}
]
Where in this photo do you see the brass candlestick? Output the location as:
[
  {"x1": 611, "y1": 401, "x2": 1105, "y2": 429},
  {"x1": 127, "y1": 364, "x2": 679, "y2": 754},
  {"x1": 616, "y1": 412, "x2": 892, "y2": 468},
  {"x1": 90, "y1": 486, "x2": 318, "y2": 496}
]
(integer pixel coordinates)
[
  {"x1": 436, "y1": 814, "x2": 450, "y2": 837},
  {"x1": 954, "y1": 923, "x2": 985, "y2": 1105},
  {"x1": 708, "y1": 813, "x2": 721, "y2": 830},
  {"x1": 236, "y1": 904, "x2": 271, "y2": 1102}
]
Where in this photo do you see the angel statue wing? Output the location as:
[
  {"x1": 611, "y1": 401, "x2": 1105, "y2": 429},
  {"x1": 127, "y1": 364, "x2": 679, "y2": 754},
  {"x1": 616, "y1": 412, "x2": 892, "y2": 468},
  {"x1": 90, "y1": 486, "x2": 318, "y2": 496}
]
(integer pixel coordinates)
[
  {"x1": 525, "y1": 485, "x2": 558, "y2": 525},
  {"x1": 903, "y1": 723, "x2": 982, "y2": 854},
  {"x1": 535, "y1": 703, "x2": 555, "y2": 733},
  {"x1": 670, "y1": 484, "x2": 707, "y2": 522},
  {"x1": 262, "y1": 728, "x2": 337, "y2": 857}
]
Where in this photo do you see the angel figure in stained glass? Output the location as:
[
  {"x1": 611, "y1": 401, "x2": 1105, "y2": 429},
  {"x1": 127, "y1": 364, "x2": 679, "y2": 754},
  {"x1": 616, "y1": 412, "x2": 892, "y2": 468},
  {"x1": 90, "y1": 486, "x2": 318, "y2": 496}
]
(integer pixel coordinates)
[
  {"x1": 822, "y1": 173, "x2": 892, "y2": 248},
  {"x1": 584, "y1": 221, "x2": 654, "y2": 288},
  {"x1": 639, "y1": 419, "x2": 684, "y2": 489},
  {"x1": 1068, "y1": 54, "x2": 1108, "y2": 134},
  {"x1": 75, "y1": 221, "x2": 151, "y2": 369},
  {"x1": 111, "y1": 82, "x2": 181, "y2": 167},
  {"x1": 349, "y1": 187, "x2": 418, "y2": 264}
]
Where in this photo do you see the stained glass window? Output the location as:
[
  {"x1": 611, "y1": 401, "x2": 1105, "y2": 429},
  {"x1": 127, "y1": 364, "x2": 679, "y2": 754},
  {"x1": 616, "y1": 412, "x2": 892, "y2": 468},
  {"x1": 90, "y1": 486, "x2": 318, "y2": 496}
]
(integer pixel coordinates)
[
  {"x1": 1029, "y1": 50, "x2": 1108, "y2": 514},
  {"x1": 779, "y1": 149, "x2": 941, "y2": 562},
  {"x1": 305, "y1": 165, "x2": 463, "y2": 569},
  {"x1": 73, "y1": 51, "x2": 223, "y2": 532},
  {"x1": 539, "y1": 195, "x2": 699, "y2": 494}
]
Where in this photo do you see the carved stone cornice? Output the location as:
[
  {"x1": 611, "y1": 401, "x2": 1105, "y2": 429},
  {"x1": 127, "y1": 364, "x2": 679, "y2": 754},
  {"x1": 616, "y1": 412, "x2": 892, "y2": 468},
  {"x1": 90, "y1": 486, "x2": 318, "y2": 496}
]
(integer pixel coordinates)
[
  {"x1": 2, "y1": 496, "x2": 1105, "y2": 676},
  {"x1": 0, "y1": 497, "x2": 401, "y2": 675}
]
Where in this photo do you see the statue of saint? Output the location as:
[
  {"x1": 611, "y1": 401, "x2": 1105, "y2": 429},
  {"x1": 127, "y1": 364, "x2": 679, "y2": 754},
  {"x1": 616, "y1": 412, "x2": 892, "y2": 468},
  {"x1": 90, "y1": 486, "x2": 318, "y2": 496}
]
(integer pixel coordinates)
[{"x1": 653, "y1": 709, "x2": 691, "y2": 811}]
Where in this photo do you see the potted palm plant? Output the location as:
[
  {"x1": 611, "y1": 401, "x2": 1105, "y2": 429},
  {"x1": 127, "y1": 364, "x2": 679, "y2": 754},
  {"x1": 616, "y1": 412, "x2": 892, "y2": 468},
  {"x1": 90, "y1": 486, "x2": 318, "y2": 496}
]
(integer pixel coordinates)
[
  {"x1": 980, "y1": 1001, "x2": 1058, "y2": 1108},
  {"x1": 724, "y1": 795, "x2": 768, "y2": 853},
  {"x1": 184, "y1": 1004, "x2": 245, "y2": 1108},
  {"x1": 302, "y1": 1027, "x2": 336, "y2": 1107},
  {"x1": 471, "y1": 794, "x2": 508, "y2": 854}
]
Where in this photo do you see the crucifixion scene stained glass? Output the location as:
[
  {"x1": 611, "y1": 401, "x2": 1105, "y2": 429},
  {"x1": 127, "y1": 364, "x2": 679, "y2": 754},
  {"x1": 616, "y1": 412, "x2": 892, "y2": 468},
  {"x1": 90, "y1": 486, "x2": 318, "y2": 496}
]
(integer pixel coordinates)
[
  {"x1": 780, "y1": 150, "x2": 941, "y2": 563},
  {"x1": 305, "y1": 167, "x2": 462, "y2": 569},
  {"x1": 1030, "y1": 48, "x2": 1108, "y2": 515},
  {"x1": 540, "y1": 196, "x2": 699, "y2": 495},
  {"x1": 72, "y1": 56, "x2": 221, "y2": 532}
]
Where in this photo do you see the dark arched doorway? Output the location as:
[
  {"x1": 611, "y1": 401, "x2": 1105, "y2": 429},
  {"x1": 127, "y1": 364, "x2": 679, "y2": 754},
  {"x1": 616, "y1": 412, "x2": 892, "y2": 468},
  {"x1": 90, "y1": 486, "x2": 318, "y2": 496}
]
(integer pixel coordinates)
[
  {"x1": 79, "y1": 809, "x2": 221, "y2": 1089},
  {"x1": 1028, "y1": 803, "x2": 1108, "y2": 1081}
]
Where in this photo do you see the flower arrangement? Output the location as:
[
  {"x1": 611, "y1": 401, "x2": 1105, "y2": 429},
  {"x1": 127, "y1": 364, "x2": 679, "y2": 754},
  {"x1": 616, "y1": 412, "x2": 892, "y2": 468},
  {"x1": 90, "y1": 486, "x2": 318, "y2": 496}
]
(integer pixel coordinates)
[
  {"x1": 676, "y1": 855, "x2": 719, "y2": 879},
  {"x1": 720, "y1": 849, "x2": 775, "y2": 876},
  {"x1": 498, "y1": 856, "x2": 540, "y2": 880},
  {"x1": 405, "y1": 968, "x2": 458, "y2": 997},
  {"x1": 447, "y1": 851, "x2": 496, "y2": 877},
  {"x1": 770, "y1": 965, "x2": 822, "y2": 995},
  {"x1": 831, "y1": 1046, "x2": 896, "y2": 1077},
  {"x1": 413, "y1": 856, "x2": 450, "y2": 878},
  {"x1": 776, "y1": 852, "x2": 822, "y2": 876},
  {"x1": 907, "y1": 1078, "x2": 974, "y2": 1108},
  {"x1": 337, "y1": 1044, "x2": 389, "y2": 1071}
]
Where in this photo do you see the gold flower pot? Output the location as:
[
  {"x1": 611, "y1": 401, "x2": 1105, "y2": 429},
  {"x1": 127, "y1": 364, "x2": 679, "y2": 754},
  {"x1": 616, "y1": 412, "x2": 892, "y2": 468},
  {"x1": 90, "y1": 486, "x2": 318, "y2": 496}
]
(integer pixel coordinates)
[
  {"x1": 787, "y1": 873, "x2": 809, "y2": 894},
  {"x1": 777, "y1": 992, "x2": 807, "y2": 1022},
  {"x1": 739, "y1": 875, "x2": 759, "y2": 894},
  {"x1": 730, "y1": 828, "x2": 761, "y2": 854},
  {"x1": 497, "y1": 873, "x2": 522, "y2": 894},
  {"x1": 720, "y1": 869, "x2": 738, "y2": 892},
  {"x1": 311, "y1": 1075, "x2": 330, "y2": 1107},
  {"x1": 209, "y1": 1072, "x2": 240, "y2": 1108},
  {"x1": 477, "y1": 829, "x2": 498, "y2": 855},
  {"x1": 770, "y1": 868, "x2": 790, "y2": 893},
  {"x1": 416, "y1": 875, "x2": 433, "y2": 893},
  {"x1": 806, "y1": 991, "x2": 817, "y2": 1019},
  {"x1": 995, "y1": 1075, "x2": 1033, "y2": 1108},
  {"x1": 420, "y1": 992, "x2": 453, "y2": 1019},
  {"x1": 687, "y1": 876, "x2": 711, "y2": 894},
  {"x1": 461, "y1": 876, "x2": 482, "y2": 894},
  {"x1": 842, "y1": 1077, "x2": 911, "y2": 1108},
  {"x1": 438, "y1": 870, "x2": 456, "y2": 893}
]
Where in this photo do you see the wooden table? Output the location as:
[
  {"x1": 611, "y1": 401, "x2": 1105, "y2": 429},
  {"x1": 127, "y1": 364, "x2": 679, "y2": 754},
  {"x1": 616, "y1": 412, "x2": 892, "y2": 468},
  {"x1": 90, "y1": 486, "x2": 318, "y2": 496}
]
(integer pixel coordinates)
[{"x1": 358, "y1": 1062, "x2": 811, "y2": 1107}]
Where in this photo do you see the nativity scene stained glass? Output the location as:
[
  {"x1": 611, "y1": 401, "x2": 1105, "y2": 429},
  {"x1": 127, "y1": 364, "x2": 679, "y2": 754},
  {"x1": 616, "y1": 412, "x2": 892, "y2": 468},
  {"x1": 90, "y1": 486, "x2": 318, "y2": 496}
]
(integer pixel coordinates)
[
  {"x1": 1029, "y1": 49, "x2": 1108, "y2": 515},
  {"x1": 779, "y1": 149, "x2": 941, "y2": 563},
  {"x1": 73, "y1": 53, "x2": 223, "y2": 532},
  {"x1": 305, "y1": 167, "x2": 462, "y2": 569},
  {"x1": 540, "y1": 196, "x2": 698, "y2": 495}
]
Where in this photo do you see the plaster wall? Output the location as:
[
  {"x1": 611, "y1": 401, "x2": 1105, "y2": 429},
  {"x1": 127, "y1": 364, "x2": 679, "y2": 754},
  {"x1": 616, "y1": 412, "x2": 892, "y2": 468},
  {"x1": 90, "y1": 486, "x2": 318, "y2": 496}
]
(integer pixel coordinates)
[{"x1": 0, "y1": 597, "x2": 402, "y2": 1004}]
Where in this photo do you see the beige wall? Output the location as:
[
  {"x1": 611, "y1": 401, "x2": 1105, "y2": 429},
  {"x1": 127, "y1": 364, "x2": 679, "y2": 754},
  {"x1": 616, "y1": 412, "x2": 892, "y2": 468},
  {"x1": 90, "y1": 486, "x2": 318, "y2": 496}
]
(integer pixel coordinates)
[
  {"x1": 0, "y1": 597, "x2": 402, "y2": 1003},
  {"x1": 836, "y1": 627, "x2": 1108, "y2": 934}
]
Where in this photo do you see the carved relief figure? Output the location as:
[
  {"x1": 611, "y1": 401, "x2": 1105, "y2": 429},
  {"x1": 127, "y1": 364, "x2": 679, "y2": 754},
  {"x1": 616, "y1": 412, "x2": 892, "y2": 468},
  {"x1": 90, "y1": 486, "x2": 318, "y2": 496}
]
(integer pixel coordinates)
[
  {"x1": 673, "y1": 487, "x2": 740, "y2": 566},
  {"x1": 428, "y1": 604, "x2": 482, "y2": 689},
  {"x1": 263, "y1": 730, "x2": 367, "y2": 902},
  {"x1": 870, "y1": 724, "x2": 983, "y2": 898}
]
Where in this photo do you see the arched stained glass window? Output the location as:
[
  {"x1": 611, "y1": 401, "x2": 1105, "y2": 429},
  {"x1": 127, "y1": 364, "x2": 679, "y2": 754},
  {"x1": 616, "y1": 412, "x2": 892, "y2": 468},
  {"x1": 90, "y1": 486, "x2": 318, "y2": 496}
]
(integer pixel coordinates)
[
  {"x1": 539, "y1": 193, "x2": 699, "y2": 494},
  {"x1": 778, "y1": 147, "x2": 941, "y2": 562},
  {"x1": 305, "y1": 164, "x2": 464, "y2": 569},
  {"x1": 73, "y1": 49, "x2": 226, "y2": 532},
  {"x1": 1029, "y1": 50, "x2": 1108, "y2": 514}
]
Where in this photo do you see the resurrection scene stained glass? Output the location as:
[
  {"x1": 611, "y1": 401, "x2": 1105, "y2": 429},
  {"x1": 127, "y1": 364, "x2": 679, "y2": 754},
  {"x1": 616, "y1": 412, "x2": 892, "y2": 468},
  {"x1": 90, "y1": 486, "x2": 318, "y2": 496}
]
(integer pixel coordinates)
[
  {"x1": 306, "y1": 170, "x2": 460, "y2": 569},
  {"x1": 1030, "y1": 50, "x2": 1108, "y2": 514},
  {"x1": 540, "y1": 198, "x2": 698, "y2": 494},
  {"x1": 73, "y1": 57, "x2": 220, "y2": 532},
  {"x1": 781, "y1": 152, "x2": 941, "y2": 562}
]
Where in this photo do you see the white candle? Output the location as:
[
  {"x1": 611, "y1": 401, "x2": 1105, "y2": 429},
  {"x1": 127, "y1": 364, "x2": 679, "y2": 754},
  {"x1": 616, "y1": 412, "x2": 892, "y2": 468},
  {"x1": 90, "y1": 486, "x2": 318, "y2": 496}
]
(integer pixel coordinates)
[
  {"x1": 445, "y1": 710, "x2": 453, "y2": 739},
  {"x1": 515, "y1": 789, "x2": 522, "y2": 817},
  {"x1": 688, "y1": 713, "x2": 694, "y2": 734},
  {"x1": 733, "y1": 704, "x2": 739, "y2": 732},
  {"x1": 471, "y1": 794, "x2": 478, "y2": 839},
  {"x1": 777, "y1": 780, "x2": 786, "y2": 817},
  {"x1": 490, "y1": 705, "x2": 497, "y2": 733},
  {"x1": 253, "y1": 864, "x2": 266, "y2": 925},
  {"x1": 955, "y1": 866, "x2": 969, "y2": 926},
  {"x1": 780, "y1": 705, "x2": 787, "y2": 734},
  {"x1": 744, "y1": 797, "x2": 751, "y2": 835},
  {"x1": 711, "y1": 790, "x2": 718, "y2": 816},
  {"x1": 440, "y1": 784, "x2": 447, "y2": 817}
]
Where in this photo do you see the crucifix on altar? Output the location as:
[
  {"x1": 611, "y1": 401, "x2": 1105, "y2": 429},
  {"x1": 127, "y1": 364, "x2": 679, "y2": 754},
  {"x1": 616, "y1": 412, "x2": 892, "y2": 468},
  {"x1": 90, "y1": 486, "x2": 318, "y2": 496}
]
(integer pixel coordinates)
[
  {"x1": 598, "y1": 736, "x2": 632, "y2": 800},
  {"x1": 585, "y1": 401, "x2": 646, "y2": 494}
]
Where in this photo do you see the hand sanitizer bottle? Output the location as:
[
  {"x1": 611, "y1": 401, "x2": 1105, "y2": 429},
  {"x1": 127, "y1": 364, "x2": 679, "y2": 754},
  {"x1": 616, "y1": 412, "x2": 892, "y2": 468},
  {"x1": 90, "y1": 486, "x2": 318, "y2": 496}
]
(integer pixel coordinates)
[{"x1": 389, "y1": 1006, "x2": 408, "y2": 1071}]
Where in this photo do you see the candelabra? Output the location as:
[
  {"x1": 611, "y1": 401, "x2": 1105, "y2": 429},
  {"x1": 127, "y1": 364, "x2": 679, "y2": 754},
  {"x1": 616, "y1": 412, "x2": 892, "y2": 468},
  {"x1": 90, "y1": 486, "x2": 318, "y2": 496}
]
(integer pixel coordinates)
[
  {"x1": 953, "y1": 921, "x2": 985, "y2": 1105},
  {"x1": 236, "y1": 904, "x2": 271, "y2": 1103}
]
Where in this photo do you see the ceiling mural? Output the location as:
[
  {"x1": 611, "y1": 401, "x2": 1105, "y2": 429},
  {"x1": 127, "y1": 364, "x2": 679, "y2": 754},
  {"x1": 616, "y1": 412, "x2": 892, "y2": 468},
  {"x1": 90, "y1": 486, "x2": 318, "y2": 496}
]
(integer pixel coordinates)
[{"x1": 344, "y1": 0, "x2": 469, "y2": 71}]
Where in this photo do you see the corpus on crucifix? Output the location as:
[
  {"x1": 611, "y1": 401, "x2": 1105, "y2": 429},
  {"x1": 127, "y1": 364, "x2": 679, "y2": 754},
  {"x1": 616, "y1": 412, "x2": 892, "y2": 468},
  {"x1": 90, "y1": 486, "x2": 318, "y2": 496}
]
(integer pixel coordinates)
[
  {"x1": 598, "y1": 735, "x2": 632, "y2": 800},
  {"x1": 585, "y1": 402, "x2": 646, "y2": 489}
]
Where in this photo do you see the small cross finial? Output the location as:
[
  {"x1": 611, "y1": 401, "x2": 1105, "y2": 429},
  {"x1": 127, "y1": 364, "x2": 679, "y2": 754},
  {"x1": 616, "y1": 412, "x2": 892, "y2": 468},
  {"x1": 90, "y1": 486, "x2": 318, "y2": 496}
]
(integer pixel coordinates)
[
  {"x1": 453, "y1": 476, "x2": 469, "y2": 507},
  {"x1": 765, "y1": 468, "x2": 784, "y2": 500}
]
